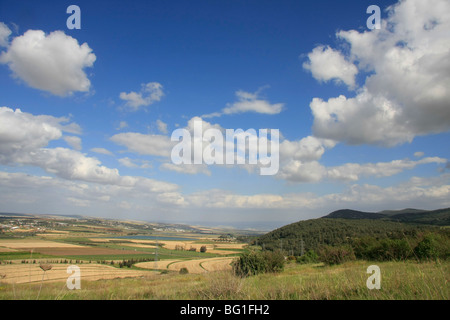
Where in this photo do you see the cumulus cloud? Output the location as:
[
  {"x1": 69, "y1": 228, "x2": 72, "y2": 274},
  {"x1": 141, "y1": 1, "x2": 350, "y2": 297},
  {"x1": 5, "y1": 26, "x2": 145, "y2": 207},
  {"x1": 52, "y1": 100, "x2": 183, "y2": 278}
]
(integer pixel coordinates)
[
  {"x1": 0, "y1": 29, "x2": 96, "y2": 96},
  {"x1": 182, "y1": 174, "x2": 450, "y2": 211},
  {"x1": 203, "y1": 88, "x2": 284, "y2": 118},
  {"x1": 116, "y1": 121, "x2": 128, "y2": 130},
  {"x1": 64, "y1": 136, "x2": 82, "y2": 151},
  {"x1": 160, "y1": 162, "x2": 211, "y2": 176},
  {"x1": 327, "y1": 157, "x2": 447, "y2": 182},
  {"x1": 307, "y1": 0, "x2": 450, "y2": 146},
  {"x1": 0, "y1": 107, "x2": 73, "y2": 163},
  {"x1": 119, "y1": 82, "x2": 164, "y2": 111},
  {"x1": 156, "y1": 119, "x2": 168, "y2": 134},
  {"x1": 303, "y1": 45, "x2": 358, "y2": 88},
  {"x1": 118, "y1": 157, "x2": 152, "y2": 169},
  {"x1": 0, "y1": 22, "x2": 12, "y2": 47},
  {"x1": 414, "y1": 151, "x2": 425, "y2": 158},
  {"x1": 110, "y1": 132, "x2": 173, "y2": 157},
  {"x1": 90, "y1": 148, "x2": 114, "y2": 156},
  {"x1": 0, "y1": 107, "x2": 177, "y2": 194}
]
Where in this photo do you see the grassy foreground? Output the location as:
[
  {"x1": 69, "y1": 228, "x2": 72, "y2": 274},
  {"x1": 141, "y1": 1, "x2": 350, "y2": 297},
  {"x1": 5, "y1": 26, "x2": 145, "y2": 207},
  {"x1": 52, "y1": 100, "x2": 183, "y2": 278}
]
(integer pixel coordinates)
[{"x1": 0, "y1": 260, "x2": 448, "y2": 300}]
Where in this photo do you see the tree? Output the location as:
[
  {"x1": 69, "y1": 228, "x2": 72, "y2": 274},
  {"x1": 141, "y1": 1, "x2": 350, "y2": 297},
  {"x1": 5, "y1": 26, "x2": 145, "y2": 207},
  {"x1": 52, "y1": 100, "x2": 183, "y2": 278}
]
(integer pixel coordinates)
[{"x1": 200, "y1": 245, "x2": 207, "y2": 253}]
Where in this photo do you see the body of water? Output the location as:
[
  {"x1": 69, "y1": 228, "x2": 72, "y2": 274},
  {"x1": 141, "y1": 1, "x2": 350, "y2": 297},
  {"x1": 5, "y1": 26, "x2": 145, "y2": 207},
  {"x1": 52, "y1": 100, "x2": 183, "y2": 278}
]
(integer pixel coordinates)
[{"x1": 114, "y1": 235, "x2": 197, "y2": 241}]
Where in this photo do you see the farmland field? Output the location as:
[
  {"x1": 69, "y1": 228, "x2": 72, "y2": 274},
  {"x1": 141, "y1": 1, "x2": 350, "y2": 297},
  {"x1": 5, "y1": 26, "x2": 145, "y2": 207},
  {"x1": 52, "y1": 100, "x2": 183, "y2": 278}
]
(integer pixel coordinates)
[{"x1": 0, "y1": 215, "x2": 247, "y2": 295}]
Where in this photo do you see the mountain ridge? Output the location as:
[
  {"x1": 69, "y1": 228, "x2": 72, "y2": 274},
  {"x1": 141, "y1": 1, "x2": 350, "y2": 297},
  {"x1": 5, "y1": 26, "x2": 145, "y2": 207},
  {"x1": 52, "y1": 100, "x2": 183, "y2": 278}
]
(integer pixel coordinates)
[
  {"x1": 321, "y1": 207, "x2": 450, "y2": 226},
  {"x1": 255, "y1": 207, "x2": 450, "y2": 256}
]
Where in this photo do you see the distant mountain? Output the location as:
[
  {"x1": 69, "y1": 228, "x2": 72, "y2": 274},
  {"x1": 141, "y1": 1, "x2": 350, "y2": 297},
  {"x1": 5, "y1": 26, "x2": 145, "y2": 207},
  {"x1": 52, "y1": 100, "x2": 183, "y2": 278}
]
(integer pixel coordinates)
[
  {"x1": 322, "y1": 207, "x2": 450, "y2": 226},
  {"x1": 387, "y1": 208, "x2": 450, "y2": 226},
  {"x1": 323, "y1": 209, "x2": 385, "y2": 220},
  {"x1": 255, "y1": 207, "x2": 450, "y2": 255},
  {"x1": 378, "y1": 208, "x2": 427, "y2": 216}
]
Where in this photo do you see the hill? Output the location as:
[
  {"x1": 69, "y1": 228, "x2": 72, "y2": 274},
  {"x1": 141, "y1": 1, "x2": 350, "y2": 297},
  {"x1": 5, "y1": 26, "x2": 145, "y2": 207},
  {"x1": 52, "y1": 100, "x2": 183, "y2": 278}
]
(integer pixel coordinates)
[
  {"x1": 256, "y1": 207, "x2": 450, "y2": 256},
  {"x1": 324, "y1": 209, "x2": 385, "y2": 220},
  {"x1": 323, "y1": 207, "x2": 450, "y2": 226}
]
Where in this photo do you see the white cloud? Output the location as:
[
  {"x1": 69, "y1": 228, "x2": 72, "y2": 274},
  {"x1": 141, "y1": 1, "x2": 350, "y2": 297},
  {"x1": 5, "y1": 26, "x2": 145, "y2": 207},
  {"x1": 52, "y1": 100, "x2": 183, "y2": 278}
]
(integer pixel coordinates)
[
  {"x1": 203, "y1": 88, "x2": 284, "y2": 118},
  {"x1": 414, "y1": 151, "x2": 425, "y2": 158},
  {"x1": 0, "y1": 107, "x2": 177, "y2": 194},
  {"x1": 110, "y1": 132, "x2": 173, "y2": 157},
  {"x1": 183, "y1": 174, "x2": 450, "y2": 211},
  {"x1": 0, "y1": 107, "x2": 69, "y2": 163},
  {"x1": 277, "y1": 160, "x2": 327, "y2": 183},
  {"x1": 156, "y1": 119, "x2": 168, "y2": 134},
  {"x1": 160, "y1": 162, "x2": 211, "y2": 176},
  {"x1": 327, "y1": 157, "x2": 447, "y2": 182},
  {"x1": 64, "y1": 136, "x2": 82, "y2": 151},
  {"x1": 119, "y1": 82, "x2": 164, "y2": 111},
  {"x1": 0, "y1": 30, "x2": 96, "y2": 96},
  {"x1": 90, "y1": 148, "x2": 114, "y2": 156},
  {"x1": 118, "y1": 157, "x2": 152, "y2": 169},
  {"x1": 279, "y1": 136, "x2": 327, "y2": 162},
  {"x1": 307, "y1": 0, "x2": 450, "y2": 146},
  {"x1": 116, "y1": 121, "x2": 128, "y2": 130},
  {"x1": 303, "y1": 45, "x2": 358, "y2": 88},
  {"x1": 0, "y1": 22, "x2": 12, "y2": 47}
]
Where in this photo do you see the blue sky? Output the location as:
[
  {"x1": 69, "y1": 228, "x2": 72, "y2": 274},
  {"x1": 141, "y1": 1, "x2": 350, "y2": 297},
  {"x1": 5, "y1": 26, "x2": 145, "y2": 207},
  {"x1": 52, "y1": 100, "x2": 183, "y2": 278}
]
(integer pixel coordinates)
[{"x1": 0, "y1": 0, "x2": 449, "y2": 229}]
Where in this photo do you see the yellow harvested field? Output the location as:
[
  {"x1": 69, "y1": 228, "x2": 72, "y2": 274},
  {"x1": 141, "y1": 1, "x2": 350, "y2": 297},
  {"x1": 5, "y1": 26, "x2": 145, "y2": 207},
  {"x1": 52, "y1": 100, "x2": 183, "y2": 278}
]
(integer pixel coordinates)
[
  {"x1": 0, "y1": 263, "x2": 155, "y2": 284},
  {"x1": 88, "y1": 238, "x2": 244, "y2": 254},
  {"x1": 135, "y1": 259, "x2": 180, "y2": 270},
  {"x1": 0, "y1": 240, "x2": 85, "y2": 249},
  {"x1": 136, "y1": 257, "x2": 235, "y2": 274},
  {"x1": 156, "y1": 241, "x2": 244, "y2": 255},
  {"x1": 201, "y1": 257, "x2": 236, "y2": 272},
  {"x1": 168, "y1": 257, "x2": 235, "y2": 274},
  {"x1": 0, "y1": 247, "x2": 17, "y2": 252}
]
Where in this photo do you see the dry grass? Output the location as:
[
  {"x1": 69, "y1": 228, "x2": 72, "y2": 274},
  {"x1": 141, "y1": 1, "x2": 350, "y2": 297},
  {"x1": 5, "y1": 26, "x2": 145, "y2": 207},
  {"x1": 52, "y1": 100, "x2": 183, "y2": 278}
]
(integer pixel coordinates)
[
  {"x1": 0, "y1": 239, "x2": 85, "y2": 249},
  {"x1": 167, "y1": 257, "x2": 235, "y2": 274},
  {"x1": 0, "y1": 260, "x2": 448, "y2": 300},
  {"x1": 0, "y1": 263, "x2": 156, "y2": 284}
]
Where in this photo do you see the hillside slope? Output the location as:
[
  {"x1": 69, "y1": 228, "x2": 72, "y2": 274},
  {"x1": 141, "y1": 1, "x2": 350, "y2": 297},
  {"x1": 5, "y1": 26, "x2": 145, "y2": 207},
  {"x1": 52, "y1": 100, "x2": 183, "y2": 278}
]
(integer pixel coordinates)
[
  {"x1": 323, "y1": 207, "x2": 450, "y2": 226},
  {"x1": 256, "y1": 207, "x2": 450, "y2": 256}
]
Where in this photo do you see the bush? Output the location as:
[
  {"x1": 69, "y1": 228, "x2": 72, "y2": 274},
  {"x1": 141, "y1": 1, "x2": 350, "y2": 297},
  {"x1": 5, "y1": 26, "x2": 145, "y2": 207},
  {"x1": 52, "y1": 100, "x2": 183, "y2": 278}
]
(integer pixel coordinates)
[
  {"x1": 318, "y1": 245, "x2": 355, "y2": 265},
  {"x1": 232, "y1": 250, "x2": 285, "y2": 277},
  {"x1": 179, "y1": 267, "x2": 189, "y2": 274},
  {"x1": 200, "y1": 245, "x2": 207, "y2": 253},
  {"x1": 296, "y1": 250, "x2": 319, "y2": 264},
  {"x1": 352, "y1": 237, "x2": 413, "y2": 261},
  {"x1": 413, "y1": 233, "x2": 450, "y2": 261}
]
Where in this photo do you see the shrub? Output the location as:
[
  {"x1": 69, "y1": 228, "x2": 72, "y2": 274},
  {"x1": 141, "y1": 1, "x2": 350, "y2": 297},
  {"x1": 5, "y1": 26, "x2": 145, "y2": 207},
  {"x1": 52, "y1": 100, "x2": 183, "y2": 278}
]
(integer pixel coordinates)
[
  {"x1": 232, "y1": 250, "x2": 285, "y2": 277},
  {"x1": 318, "y1": 245, "x2": 355, "y2": 265},
  {"x1": 413, "y1": 233, "x2": 449, "y2": 261},
  {"x1": 200, "y1": 245, "x2": 207, "y2": 253},
  {"x1": 179, "y1": 267, "x2": 189, "y2": 274},
  {"x1": 296, "y1": 250, "x2": 319, "y2": 264}
]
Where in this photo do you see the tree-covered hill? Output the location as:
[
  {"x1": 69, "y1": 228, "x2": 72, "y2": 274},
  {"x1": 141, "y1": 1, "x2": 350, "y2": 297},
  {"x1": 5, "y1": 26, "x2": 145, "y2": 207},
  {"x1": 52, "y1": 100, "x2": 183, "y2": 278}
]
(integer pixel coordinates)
[
  {"x1": 323, "y1": 207, "x2": 450, "y2": 226},
  {"x1": 256, "y1": 208, "x2": 450, "y2": 256}
]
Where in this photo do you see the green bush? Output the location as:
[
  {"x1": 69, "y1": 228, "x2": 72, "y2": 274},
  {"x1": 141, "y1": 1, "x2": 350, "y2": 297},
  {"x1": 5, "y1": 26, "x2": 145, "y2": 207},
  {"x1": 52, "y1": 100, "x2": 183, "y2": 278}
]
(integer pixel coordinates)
[
  {"x1": 413, "y1": 233, "x2": 450, "y2": 261},
  {"x1": 232, "y1": 250, "x2": 285, "y2": 277},
  {"x1": 318, "y1": 245, "x2": 355, "y2": 265},
  {"x1": 352, "y1": 237, "x2": 413, "y2": 261},
  {"x1": 296, "y1": 250, "x2": 319, "y2": 264},
  {"x1": 179, "y1": 267, "x2": 189, "y2": 274}
]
